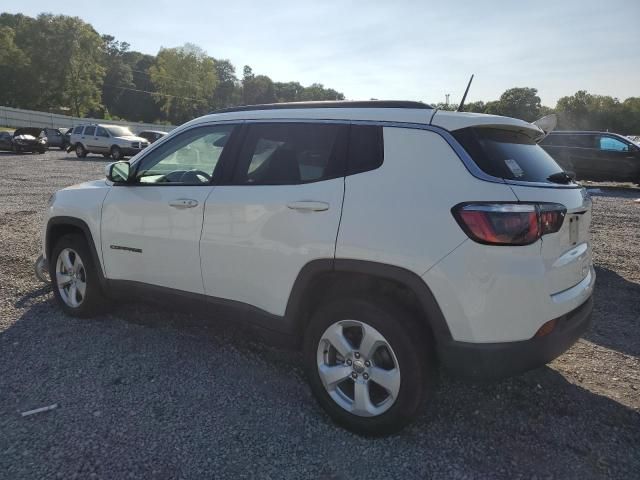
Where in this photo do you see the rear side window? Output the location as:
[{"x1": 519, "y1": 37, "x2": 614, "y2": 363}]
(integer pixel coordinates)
[
  {"x1": 453, "y1": 127, "x2": 564, "y2": 183},
  {"x1": 347, "y1": 125, "x2": 384, "y2": 175},
  {"x1": 84, "y1": 126, "x2": 95, "y2": 136},
  {"x1": 233, "y1": 123, "x2": 348, "y2": 185}
]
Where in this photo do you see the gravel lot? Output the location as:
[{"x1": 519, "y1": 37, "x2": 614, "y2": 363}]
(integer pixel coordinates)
[{"x1": 0, "y1": 149, "x2": 639, "y2": 479}]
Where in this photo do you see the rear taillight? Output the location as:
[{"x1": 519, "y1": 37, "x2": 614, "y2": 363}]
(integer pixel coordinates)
[{"x1": 453, "y1": 203, "x2": 566, "y2": 246}]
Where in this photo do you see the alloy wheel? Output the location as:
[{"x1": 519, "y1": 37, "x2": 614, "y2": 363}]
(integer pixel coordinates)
[
  {"x1": 55, "y1": 248, "x2": 87, "y2": 308},
  {"x1": 316, "y1": 320, "x2": 401, "y2": 417}
]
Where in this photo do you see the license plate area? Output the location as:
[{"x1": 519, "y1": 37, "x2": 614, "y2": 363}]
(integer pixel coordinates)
[{"x1": 569, "y1": 215, "x2": 580, "y2": 245}]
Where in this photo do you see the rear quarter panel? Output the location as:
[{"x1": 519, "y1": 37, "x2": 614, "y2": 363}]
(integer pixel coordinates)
[{"x1": 336, "y1": 127, "x2": 518, "y2": 275}]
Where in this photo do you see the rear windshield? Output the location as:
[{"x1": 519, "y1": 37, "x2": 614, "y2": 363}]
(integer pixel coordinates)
[{"x1": 453, "y1": 127, "x2": 565, "y2": 184}]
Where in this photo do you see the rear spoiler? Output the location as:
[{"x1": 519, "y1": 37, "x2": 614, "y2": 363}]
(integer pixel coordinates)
[{"x1": 531, "y1": 114, "x2": 558, "y2": 143}]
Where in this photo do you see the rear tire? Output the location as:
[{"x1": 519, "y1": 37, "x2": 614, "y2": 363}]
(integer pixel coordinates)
[
  {"x1": 49, "y1": 233, "x2": 107, "y2": 318},
  {"x1": 75, "y1": 143, "x2": 87, "y2": 158},
  {"x1": 303, "y1": 298, "x2": 434, "y2": 436}
]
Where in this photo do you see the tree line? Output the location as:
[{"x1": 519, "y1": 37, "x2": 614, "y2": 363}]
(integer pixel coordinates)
[
  {"x1": 0, "y1": 13, "x2": 344, "y2": 125},
  {"x1": 1, "y1": 13, "x2": 638, "y2": 133},
  {"x1": 436, "y1": 87, "x2": 640, "y2": 134}
]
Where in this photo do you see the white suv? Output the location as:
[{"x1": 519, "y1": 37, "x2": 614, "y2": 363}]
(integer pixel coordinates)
[
  {"x1": 39, "y1": 101, "x2": 595, "y2": 435},
  {"x1": 69, "y1": 124, "x2": 149, "y2": 160}
]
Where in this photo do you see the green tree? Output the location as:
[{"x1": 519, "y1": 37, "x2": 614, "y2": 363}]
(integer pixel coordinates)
[
  {"x1": 0, "y1": 25, "x2": 29, "y2": 107},
  {"x1": 298, "y1": 83, "x2": 344, "y2": 101},
  {"x1": 274, "y1": 81, "x2": 303, "y2": 102},
  {"x1": 149, "y1": 44, "x2": 218, "y2": 124},
  {"x1": 211, "y1": 59, "x2": 239, "y2": 109},
  {"x1": 494, "y1": 87, "x2": 541, "y2": 121},
  {"x1": 242, "y1": 73, "x2": 276, "y2": 105},
  {"x1": 101, "y1": 35, "x2": 134, "y2": 118}
]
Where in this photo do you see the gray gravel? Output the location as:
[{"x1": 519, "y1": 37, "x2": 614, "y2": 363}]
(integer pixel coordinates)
[{"x1": 1, "y1": 150, "x2": 639, "y2": 479}]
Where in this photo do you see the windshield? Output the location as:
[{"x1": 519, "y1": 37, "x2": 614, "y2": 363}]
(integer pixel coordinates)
[
  {"x1": 105, "y1": 126, "x2": 134, "y2": 137},
  {"x1": 453, "y1": 127, "x2": 567, "y2": 184}
]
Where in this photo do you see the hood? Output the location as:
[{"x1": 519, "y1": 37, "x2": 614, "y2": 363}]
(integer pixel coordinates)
[
  {"x1": 14, "y1": 127, "x2": 44, "y2": 138},
  {"x1": 117, "y1": 135, "x2": 148, "y2": 142},
  {"x1": 64, "y1": 179, "x2": 110, "y2": 191}
]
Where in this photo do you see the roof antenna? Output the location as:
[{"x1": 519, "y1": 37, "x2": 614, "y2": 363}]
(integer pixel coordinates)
[{"x1": 457, "y1": 74, "x2": 474, "y2": 112}]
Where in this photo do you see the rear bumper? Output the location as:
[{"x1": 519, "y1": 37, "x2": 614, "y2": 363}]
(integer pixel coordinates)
[{"x1": 438, "y1": 295, "x2": 593, "y2": 379}]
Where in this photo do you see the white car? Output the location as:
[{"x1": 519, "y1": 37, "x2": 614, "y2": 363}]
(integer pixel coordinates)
[
  {"x1": 38, "y1": 101, "x2": 595, "y2": 435},
  {"x1": 69, "y1": 124, "x2": 149, "y2": 160}
]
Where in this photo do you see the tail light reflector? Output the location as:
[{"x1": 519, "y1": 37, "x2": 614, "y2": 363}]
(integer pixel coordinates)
[{"x1": 453, "y1": 203, "x2": 566, "y2": 246}]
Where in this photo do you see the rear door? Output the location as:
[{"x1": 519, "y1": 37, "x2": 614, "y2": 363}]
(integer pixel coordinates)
[
  {"x1": 200, "y1": 121, "x2": 348, "y2": 315},
  {"x1": 82, "y1": 126, "x2": 99, "y2": 151},
  {"x1": 563, "y1": 134, "x2": 598, "y2": 179},
  {"x1": 95, "y1": 126, "x2": 111, "y2": 153}
]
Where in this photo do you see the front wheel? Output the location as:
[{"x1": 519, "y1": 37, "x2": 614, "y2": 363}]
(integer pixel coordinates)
[
  {"x1": 49, "y1": 234, "x2": 106, "y2": 317},
  {"x1": 111, "y1": 146, "x2": 123, "y2": 161},
  {"x1": 303, "y1": 298, "x2": 433, "y2": 436},
  {"x1": 75, "y1": 143, "x2": 87, "y2": 158}
]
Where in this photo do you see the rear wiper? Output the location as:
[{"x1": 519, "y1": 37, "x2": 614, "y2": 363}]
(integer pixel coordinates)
[{"x1": 547, "y1": 171, "x2": 574, "y2": 184}]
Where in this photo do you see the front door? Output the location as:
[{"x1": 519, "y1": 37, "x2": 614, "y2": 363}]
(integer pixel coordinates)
[
  {"x1": 101, "y1": 124, "x2": 237, "y2": 294},
  {"x1": 592, "y1": 134, "x2": 638, "y2": 182}
]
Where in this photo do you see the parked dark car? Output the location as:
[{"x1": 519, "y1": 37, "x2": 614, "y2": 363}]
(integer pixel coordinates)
[
  {"x1": 0, "y1": 131, "x2": 14, "y2": 151},
  {"x1": 0, "y1": 127, "x2": 48, "y2": 153},
  {"x1": 540, "y1": 131, "x2": 640, "y2": 183},
  {"x1": 138, "y1": 130, "x2": 167, "y2": 144},
  {"x1": 42, "y1": 127, "x2": 67, "y2": 150}
]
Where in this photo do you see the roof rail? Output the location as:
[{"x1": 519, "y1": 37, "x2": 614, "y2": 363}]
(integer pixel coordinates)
[{"x1": 210, "y1": 100, "x2": 433, "y2": 114}]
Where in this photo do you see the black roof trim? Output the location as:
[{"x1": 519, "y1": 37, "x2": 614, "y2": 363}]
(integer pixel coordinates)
[
  {"x1": 211, "y1": 100, "x2": 433, "y2": 114},
  {"x1": 549, "y1": 130, "x2": 623, "y2": 135}
]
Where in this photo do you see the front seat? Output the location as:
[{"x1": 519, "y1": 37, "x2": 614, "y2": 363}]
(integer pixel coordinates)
[{"x1": 261, "y1": 148, "x2": 300, "y2": 184}]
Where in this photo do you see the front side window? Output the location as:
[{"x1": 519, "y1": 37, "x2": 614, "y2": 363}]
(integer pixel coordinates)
[
  {"x1": 233, "y1": 123, "x2": 347, "y2": 185},
  {"x1": 599, "y1": 136, "x2": 628, "y2": 152},
  {"x1": 73, "y1": 126, "x2": 83, "y2": 134},
  {"x1": 134, "y1": 125, "x2": 234, "y2": 184},
  {"x1": 96, "y1": 127, "x2": 109, "y2": 137}
]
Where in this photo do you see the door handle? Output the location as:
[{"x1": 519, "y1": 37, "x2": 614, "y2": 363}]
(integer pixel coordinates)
[
  {"x1": 169, "y1": 198, "x2": 199, "y2": 209},
  {"x1": 287, "y1": 201, "x2": 329, "y2": 212}
]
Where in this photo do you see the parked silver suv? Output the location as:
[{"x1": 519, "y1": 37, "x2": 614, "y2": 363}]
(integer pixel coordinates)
[{"x1": 69, "y1": 124, "x2": 149, "y2": 160}]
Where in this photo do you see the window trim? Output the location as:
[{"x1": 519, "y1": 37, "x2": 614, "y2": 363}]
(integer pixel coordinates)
[{"x1": 126, "y1": 118, "x2": 581, "y2": 191}]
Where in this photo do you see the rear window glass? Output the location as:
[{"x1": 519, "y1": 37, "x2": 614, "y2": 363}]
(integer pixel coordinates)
[{"x1": 453, "y1": 127, "x2": 564, "y2": 183}]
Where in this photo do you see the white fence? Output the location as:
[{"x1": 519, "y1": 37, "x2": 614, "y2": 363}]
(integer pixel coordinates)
[{"x1": 0, "y1": 106, "x2": 175, "y2": 134}]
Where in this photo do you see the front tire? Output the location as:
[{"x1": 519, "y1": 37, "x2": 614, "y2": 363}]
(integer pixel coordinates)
[
  {"x1": 303, "y1": 298, "x2": 433, "y2": 436},
  {"x1": 49, "y1": 233, "x2": 106, "y2": 317},
  {"x1": 111, "y1": 146, "x2": 123, "y2": 161},
  {"x1": 75, "y1": 143, "x2": 87, "y2": 158}
]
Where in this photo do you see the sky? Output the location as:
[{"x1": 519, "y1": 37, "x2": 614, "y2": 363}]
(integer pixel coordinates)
[{"x1": 5, "y1": 0, "x2": 640, "y2": 106}]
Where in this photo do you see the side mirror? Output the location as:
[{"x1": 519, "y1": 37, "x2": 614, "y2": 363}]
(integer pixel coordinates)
[{"x1": 105, "y1": 161, "x2": 131, "y2": 183}]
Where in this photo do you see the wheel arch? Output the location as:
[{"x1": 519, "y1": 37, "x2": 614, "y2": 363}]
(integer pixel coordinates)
[
  {"x1": 284, "y1": 259, "x2": 452, "y2": 347},
  {"x1": 46, "y1": 216, "x2": 107, "y2": 289}
]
